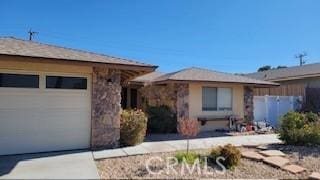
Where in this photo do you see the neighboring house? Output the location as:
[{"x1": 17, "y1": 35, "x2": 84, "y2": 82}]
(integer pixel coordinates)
[
  {"x1": 0, "y1": 37, "x2": 156, "y2": 156},
  {"x1": 130, "y1": 67, "x2": 277, "y2": 132},
  {"x1": 246, "y1": 63, "x2": 320, "y2": 97}
]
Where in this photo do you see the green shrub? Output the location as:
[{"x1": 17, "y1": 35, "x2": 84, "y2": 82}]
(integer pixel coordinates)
[
  {"x1": 175, "y1": 152, "x2": 202, "y2": 164},
  {"x1": 120, "y1": 109, "x2": 148, "y2": 146},
  {"x1": 146, "y1": 105, "x2": 177, "y2": 133},
  {"x1": 279, "y1": 112, "x2": 320, "y2": 145},
  {"x1": 210, "y1": 146, "x2": 222, "y2": 160},
  {"x1": 209, "y1": 144, "x2": 241, "y2": 169},
  {"x1": 305, "y1": 112, "x2": 319, "y2": 123},
  {"x1": 303, "y1": 124, "x2": 320, "y2": 144},
  {"x1": 279, "y1": 112, "x2": 305, "y2": 144}
]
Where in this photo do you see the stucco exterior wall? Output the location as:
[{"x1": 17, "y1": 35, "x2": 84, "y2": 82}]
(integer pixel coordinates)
[
  {"x1": 188, "y1": 83, "x2": 244, "y2": 131},
  {"x1": 0, "y1": 56, "x2": 92, "y2": 73}
]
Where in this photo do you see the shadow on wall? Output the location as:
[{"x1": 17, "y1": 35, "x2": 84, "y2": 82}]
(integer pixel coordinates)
[{"x1": 0, "y1": 150, "x2": 87, "y2": 176}]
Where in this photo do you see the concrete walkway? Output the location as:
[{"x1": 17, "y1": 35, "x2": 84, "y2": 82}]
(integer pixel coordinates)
[
  {"x1": 93, "y1": 134, "x2": 281, "y2": 159},
  {"x1": 0, "y1": 151, "x2": 100, "y2": 179}
]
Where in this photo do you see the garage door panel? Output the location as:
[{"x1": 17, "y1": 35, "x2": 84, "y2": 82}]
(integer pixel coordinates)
[
  {"x1": 39, "y1": 131, "x2": 90, "y2": 148},
  {"x1": 0, "y1": 136, "x2": 45, "y2": 155},
  {"x1": 0, "y1": 109, "x2": 41, "y2": 135},
  {"x1": 41, "y1": 96, "x2": 90, "y2": 109},
  {"x1": 0, "y1": 94, "x2": 43, "y2": 109},
  {"x1": 0, "y1": 73, "x2": 91, "y2": 155},
  {"x1": 0, "y1": 132, "x2": 90, "y2": 155},
  {"x1": 39, "y1": 110, "x2": 91, "y2": 132}
]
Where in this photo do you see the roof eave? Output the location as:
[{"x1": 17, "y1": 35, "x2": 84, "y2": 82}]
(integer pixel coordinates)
[
  {"x1": 153, "y1": 79, "x2": 279, "y2": 87},
  {"x1": 0, "y1": 54, "x2": 157, "y2": 72},
  {"x1": 267, "y1": 73, "x2": 320, "y2": 82}
]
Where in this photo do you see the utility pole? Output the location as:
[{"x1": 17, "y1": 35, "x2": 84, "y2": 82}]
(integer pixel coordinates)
[
  {"x1": 295, "y1": 52, "x2": 307, "y2": 66},
  {"x1": 28, "y1": 29, "x2": 38, "y2": 41}
]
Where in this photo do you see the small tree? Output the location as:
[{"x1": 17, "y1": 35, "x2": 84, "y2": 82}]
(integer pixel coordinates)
[{"x1": 177, "y1": 119, "x2": 200, "y2": 154}]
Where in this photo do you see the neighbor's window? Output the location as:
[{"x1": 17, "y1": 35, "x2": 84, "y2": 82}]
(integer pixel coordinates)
[
  {"x1": 202, "y1": 87, "x2": 232, "y2": 111},
  {"x1": 0, "y1": 73, "x2": 39, "y2": 88},
  {"x1": 46, "y1": 76, "x2": 87, "y2": 89}
]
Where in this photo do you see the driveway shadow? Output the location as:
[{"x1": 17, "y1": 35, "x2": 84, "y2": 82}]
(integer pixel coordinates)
[
  {"x1": 145, "y1": 131, "x2": 231, "y2": 142},
  {"x1": 0, "y1": 150, "x2": 88, "y2": 176}
]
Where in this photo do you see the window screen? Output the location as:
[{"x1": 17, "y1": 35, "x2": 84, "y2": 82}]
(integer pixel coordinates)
[
  {"x1": 202, "y1": 87, "x2": 233, "y2": 111},
  {"x1": 202, "y1": 87, "x2": 217, "y2": 111},
  {"x1": 46, "y1": 76, "x2": 87, "y2": 89},
  {"x1": 0, "y1": 73, "x2": 39, "y2": 88},
  {"x1": 217, "y1": 88, "x2": 232, "y2": 111}
]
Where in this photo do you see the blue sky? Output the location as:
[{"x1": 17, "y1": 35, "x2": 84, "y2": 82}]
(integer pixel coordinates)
[{"x1": 1, "y1": 0, "x2": 319, "y2": 73}]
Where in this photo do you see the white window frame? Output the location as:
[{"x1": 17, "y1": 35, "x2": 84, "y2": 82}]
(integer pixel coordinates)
[
  {"x1": 0, "y1": 70, "x2": 41, "y2": 92},
  {"x1": 202, "y1": 87, "x2": 233, "y2": 111}
]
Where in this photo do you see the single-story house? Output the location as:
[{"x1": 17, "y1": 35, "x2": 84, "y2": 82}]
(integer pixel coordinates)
[
  {"x1": 245, "y1": 63, "x2": 320, "y2": 97},
  {"x1": 0, "y1": 37, "x2": 156, "y2": 155},
  {"x1": 129, "y1": 67, "x2": 277, "y2": 132},
  {"x1": 246, "y1": 63, "x2": 320, "y2": 112}
]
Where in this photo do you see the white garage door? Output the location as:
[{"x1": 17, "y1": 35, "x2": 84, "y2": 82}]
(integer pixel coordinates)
[{"x1": 0, "y1": 71, "x2": 91, "y2": 155}]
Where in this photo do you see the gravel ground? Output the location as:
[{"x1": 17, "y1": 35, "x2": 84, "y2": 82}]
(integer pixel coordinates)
[{"x1": 96, "y1": 145, "x2": 320, "y2": 179}]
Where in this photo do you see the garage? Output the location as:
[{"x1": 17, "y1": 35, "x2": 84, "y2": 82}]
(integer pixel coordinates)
[
  {"x1": 0, "y1": 37, "x2": 156, "y2": 155},
  {"x1": 0, "y1": 71, "x2": 91, "y2": 155}
]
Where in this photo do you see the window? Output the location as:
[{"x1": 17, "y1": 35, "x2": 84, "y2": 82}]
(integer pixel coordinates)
[
  {"x1": 202, "y1": 87, "x2": 217, "y2": 111},
  {"x1": 46, "y1": 76, "x2": 87, "y2": 89},
  {"x1": 202, "y1": 87, "x2": 232, "y2": 111},
  {"x1": 217, "y1": 88, "x2": 232, "y2": 111},
  {"x1": 0, "y1": 73, "x2": 39, "y2": 88}
]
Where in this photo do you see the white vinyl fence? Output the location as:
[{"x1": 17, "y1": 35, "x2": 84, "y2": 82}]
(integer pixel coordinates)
[{"x1": 253, "y1": 96, "x2": 303, "y2": 128}]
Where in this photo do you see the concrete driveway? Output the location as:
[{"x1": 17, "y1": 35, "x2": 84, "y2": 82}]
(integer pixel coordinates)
[{"x1": 0, "y1": 151, "x2": 100, "y2": 179}]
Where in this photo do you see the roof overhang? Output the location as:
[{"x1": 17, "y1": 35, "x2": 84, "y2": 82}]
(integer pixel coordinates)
[
  {"x1": 0, "y1": 54, "x2": 157, "y2": 82},
  {"x1": 153, "y1": 79, "x2": 279, "y2": 87},
  {"x1": 267, "y1": 73, "x2": 320, "y2": 82}
]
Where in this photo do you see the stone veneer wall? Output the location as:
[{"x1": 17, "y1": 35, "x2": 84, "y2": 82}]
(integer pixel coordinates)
[
  {"x1": 140, "y1": 83, "x2": 189, "y2": 122},
  {"x1": 91, "y1": 66, "x2": 121, "y2": 150},
  {"x1": 176, "y1": 83, "x2": 189, "y2": 121},
  {"x1": 244, "y1": 86, "x2": 254, "y2": 122},
  {"x1": 139, "y1": 83, "x2": 177, "y2": 113}
]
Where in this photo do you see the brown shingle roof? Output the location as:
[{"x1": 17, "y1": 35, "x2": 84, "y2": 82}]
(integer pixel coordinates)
[
  {"x1": 245, "y1": 63, "x2": 320, "y2": 81},
  {"x1": 0, "y1": 37, "x2": 156, "y2": 68},
  {"x1": 153, "y1": 67, "x2": 278, "y2": 86},
  {"x1": 131, "y1": 71, "x2": 164, "y2": 83}
]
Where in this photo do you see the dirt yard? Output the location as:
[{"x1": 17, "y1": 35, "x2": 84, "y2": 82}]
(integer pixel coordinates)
[{"x1": 95, "y1": 144, "x2": 320, "y2": 179}]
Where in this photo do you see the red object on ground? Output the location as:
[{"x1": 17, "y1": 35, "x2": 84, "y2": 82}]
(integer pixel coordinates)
[{"x1": 246, "y1": 124, "x2": 253, "y2": 131}]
